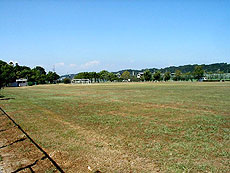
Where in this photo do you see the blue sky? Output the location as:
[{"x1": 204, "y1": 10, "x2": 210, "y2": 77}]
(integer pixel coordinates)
[{"x1": 0, "y1": 0, "x2": 230, "y2": 75}]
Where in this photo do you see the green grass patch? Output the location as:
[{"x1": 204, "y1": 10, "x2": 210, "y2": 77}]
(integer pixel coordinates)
[{"x1": 1, "y1": 82, "x2": 230, "y2": 172}]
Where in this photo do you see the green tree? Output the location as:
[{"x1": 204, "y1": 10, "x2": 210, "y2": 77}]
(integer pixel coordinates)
[
  {"x1": 174, "y1": 70, "x2": 182, "y2": 81},
  {"x1": 143, "y1": 70, "x2": 152, "y2": 81},
  {"x1": 183, "y1": 72, "x2": 192, "y2": 81},
  {"x1": 0, "y1": 60, "x2": 61, "y2": 87},
  {"x1": 108, "y1": 72, "x2": 118, "y2": 82},
  {"x1": 0, "y1": 61, "x2": 10, "y2": 89},
  {"x1": 31, "y1": 67, "x2": 47, "y2": 84},
  {"x1": 0, "y1": 63, "x2": 15, "y2": 87},
  {"x1": 88, "y1": 72, "x2": 96, "y2": 82},
  {"x1": 130, "y1": 75, "x2": 139, "y2": 82},
  {"x1": 140, "y1": 75, "x2": 145, "y2": 82},
  {"x1": 47, "y1": 71, "x2": 60, "y2": 83},
  {"x1": 74, "y1": 72, "x2": 89, "y2": 79},
  {"x1": 63, "y1": 78, "x2": 71, "y2": 84},
  {"x1": 34, "y1": 66, "x2": 46, "y2": 75},
  {"x1": 193, "y1": 66, "x2": 204, "y2": 80},
  {"x1": 153, "y1": 71, "x2": 161, "y2": 81},
  {"x1": 98, "y1": 70, "x2": 110, "y2": 81},
  {"x1": 121, "y1": 71, "x2": 130, "y2": 80},
  {"x1": 164, "y1": 72, "x2": 171, "y2": 81}
]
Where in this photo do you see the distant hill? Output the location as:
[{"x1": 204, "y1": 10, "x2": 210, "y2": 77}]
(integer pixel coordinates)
[
  {"x1": 115, "y1": 63, "x2": 230, "y2": 75},
  {"x1": 158, "y1": 63, "x2": 230, "y2": 73},
  {"x1": 61, "y1": 63, "x2": 230, "y2": 78},
  {"x1": 60, "y1": 74, "x2": 76, "y2": 79}
]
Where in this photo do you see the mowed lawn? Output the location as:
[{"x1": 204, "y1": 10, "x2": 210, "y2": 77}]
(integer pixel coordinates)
[{"x1": 0, "y1": 82, "x2": 230, "y2": 172}]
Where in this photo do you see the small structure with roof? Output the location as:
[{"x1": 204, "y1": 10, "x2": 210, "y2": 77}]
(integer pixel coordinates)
[
  {"x1": 137, "y1": 72, "x2": 144, "y2": 79},
  {"x1": 16, "y1": 78, "x2": 28, "y2": 87},
  {"x1": 71, "y1": 79, "x2": 90, "y2": 84}
]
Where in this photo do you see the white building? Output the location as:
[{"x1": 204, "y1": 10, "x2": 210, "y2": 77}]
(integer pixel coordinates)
[
  {"x1": 137, "y1": 72, "x2": 144, "y2": 79},
  {"x1": 71, "y1": 79, "x2": 90, "y2": 84},
  {"x1": 16, "y1": 78, "x2": 28, "y2": 87}
]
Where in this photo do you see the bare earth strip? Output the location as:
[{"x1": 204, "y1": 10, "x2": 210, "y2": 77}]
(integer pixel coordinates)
[{"x1": 0, "y1": 114, "x2": 59, "y2": 172}]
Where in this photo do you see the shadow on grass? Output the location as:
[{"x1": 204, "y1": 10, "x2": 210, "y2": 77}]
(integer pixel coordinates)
[{"x1": 0, "y1": 95, "x2": 15, "y2": 100}]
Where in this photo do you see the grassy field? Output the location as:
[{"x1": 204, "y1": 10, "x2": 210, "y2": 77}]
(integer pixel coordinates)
[{"x1": 0, "y1": 82, "x2": 230, "y2": 172}]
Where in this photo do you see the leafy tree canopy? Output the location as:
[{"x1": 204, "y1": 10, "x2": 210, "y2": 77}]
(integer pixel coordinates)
[
  {"x1": 193, "y1": 66, "x2": 204, "y2": 80},
  {"x1": 153, "y1": 71, "x2": 161, "y2": 81},
  {"x1": 174, "y1": 70, "x2": 182, "y2": 81},
  {"x1": 0, "y1": 60, "x2": 60, "y2": 88},
  {"x1": 63, "y1": 78, "x2": 71, "y2": 84},
  {"x1": 121, "y1": 71, "x2": 130, "y2": 80},
  {"x1": 143, "y1": 70, "x2": 152, "y2": 81},
  {"x1": 164, "y1": 72, "x2": 171, "y2": 81}
]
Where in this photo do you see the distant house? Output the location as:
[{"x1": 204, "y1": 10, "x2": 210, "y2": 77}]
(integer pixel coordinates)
[
  {"x1": 199, "y1": 77, "x2": 207, "y2": 82},
  {"x1": 116, "y1": 73, "x2": 121, "y2": 78},
  {"x1": 16, "y1": 78, "x2": 28, "y2": 87},
  {"x1": 137, "y1": 72, "x2": 144, "y2": 79},
  {"x1": 8, "y1": 78, "x2": 28, "y2": 87},
  {"x1": 71, "y1": 79, "x2": 90, "y2": 84},
  {"x1": 170, "y1": 73, "x2": 175, "y2": 78}
]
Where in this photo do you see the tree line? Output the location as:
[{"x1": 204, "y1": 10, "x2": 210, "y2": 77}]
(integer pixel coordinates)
[
  {"x1": 64, "y1": 70, "x2": 120, "y2": 84},
  {"x1": 123, "y1": 66, "x2": 204, "y2": 82},
  {"x1": 116, "y1": 63, "x2": 230, "y2": 75},
  {"x1": 0, "y1": 60, "x2": 60, "y2": 89},
  {"x1": 62, "y1": 66, "x2": 204, "y2": 83},
  {"x1": 0, "y1": 59, "x2": 223, "y2": 88}
]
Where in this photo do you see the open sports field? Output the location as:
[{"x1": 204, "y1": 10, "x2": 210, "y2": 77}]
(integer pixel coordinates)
[{"x1": 0, "y1": 82, "x2": 230, "y2": 172}]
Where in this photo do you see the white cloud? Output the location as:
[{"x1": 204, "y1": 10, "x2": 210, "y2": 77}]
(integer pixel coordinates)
[
  {"x1": 80, "y1": 60, "x2": 100, "y2": 69},
  {"x1": 55, "y1": 62, "x2": 65, "y2": 67}
]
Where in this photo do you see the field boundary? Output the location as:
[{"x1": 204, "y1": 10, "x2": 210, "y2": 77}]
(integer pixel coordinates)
[{"x1": 0, "y1": 107, "x2": 64, "y2": 173}]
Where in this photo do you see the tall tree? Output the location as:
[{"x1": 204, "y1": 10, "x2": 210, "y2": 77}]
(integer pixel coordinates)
[
  {"x1": 193, "y1": 66, "x2": 204, "y2": 80},
  {"x1": 174, "y1": 70, "x2": 182, "y2": 81},
  {"x1": 108, "y1": 72, "x2": 118, "y2": 82},
  {"x1": 164, "y1": 72, "x2": 171, "y2": 81},
  {"x1": 143, "y1": 70, "x2": 152, "y2": 81},
  {"x1": 47, "y1": 71, "x2": 60, "y2": 83},
  {"x1": 34, "y1": 66, "x2": 46, "y2": 75},
  {"x1": 153, "y1": 71, "x2": 161, "y2": 81},
  {"x1": 0, "y1": 60, "x2": 61, "y2": 87},
  {"x1": 74, "y1": 72, "x2": 86, "y2": 79},
  {"x1": 99, "y1": 70, "x2": 110, "y2": 81},
  {"x1": 0, "y1": 61, "x2": 9, "y2": 89},
  {"x1": 121, "y1": 71, "x2": 130, "y2": 80},
  {"x1": 63, "y1": 78, "x2": 71, "y2": 84}
]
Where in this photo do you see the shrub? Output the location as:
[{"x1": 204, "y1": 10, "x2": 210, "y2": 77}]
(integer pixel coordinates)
[
  {"x1": 63, "y1": 78, "x2": 71, "y2": 84},
  {"x1": 28, "y1": 81, "x2": 33, "y2": 86}
]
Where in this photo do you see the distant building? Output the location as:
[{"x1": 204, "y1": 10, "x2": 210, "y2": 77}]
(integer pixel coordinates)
[
  {"x1": 132, "y1": 71, "x2": 135, "y2": 76},
  {"x1": 9, "y1": 78, "x2": 28, "y2": 87},
  {"x1": 170, "y1": 73, "x2": 175, "y2": 78},
  {"x1": 16, "y1": 78, "x2": 28, "y2": 87},
  {"x1": 116, "y1": 73, "x2": 121, "y2": 78},
  {"x1": 199, "y1": 77, "x2": 207, "y2": 82},
  {"x1": 137, "y1": 72, "x2": 144, "y2": 79},
  {"x1": 71, "y1": 79, "x2": 90, "y2": 84}
]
